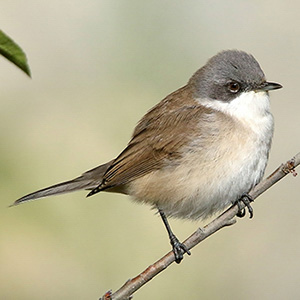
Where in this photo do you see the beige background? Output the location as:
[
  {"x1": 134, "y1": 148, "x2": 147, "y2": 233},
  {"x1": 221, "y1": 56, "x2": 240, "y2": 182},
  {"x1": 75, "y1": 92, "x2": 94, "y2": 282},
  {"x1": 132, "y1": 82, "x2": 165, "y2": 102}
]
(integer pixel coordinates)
[{"x1": 1, "y1": 1, "x2": 300, "y2": 299}]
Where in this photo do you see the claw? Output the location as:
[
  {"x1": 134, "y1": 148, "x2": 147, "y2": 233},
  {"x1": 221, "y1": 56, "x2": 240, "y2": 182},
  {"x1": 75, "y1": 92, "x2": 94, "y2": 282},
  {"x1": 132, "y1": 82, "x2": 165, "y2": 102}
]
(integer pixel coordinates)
[
  {"x1": 236, "y1": 200, "x2": 246, "y2": 218},
  {"x1": 170, "y1": 234, "x2": 191, "y2": 264},
  {"x1": 158, "y1": 207, "x2": 191, "y2": 264},
  {"x1": 236, "y1": 194, "x2": 254, "y2": 219}
]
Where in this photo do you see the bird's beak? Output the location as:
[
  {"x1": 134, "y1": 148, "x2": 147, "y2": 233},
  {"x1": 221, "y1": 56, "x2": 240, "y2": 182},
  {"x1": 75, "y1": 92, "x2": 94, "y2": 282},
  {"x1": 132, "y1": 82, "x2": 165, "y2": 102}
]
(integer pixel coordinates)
[{"x1": 257, "y1": 82, "x2": 282, "y2": 92}]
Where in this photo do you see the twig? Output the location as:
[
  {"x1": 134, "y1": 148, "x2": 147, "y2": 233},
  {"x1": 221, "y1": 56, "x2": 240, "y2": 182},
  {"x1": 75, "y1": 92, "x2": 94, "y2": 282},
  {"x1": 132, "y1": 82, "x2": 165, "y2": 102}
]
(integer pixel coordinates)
[{"x1": 100, "y1": 152, "x2": 300, "y2": 300}]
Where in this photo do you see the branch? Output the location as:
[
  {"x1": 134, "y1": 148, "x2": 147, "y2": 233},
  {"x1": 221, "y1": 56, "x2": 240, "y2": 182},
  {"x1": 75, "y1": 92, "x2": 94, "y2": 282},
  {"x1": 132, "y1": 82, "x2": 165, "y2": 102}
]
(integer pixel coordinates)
[{"x1": 100, "y1": 152, "x2": 300, "y2": 300}]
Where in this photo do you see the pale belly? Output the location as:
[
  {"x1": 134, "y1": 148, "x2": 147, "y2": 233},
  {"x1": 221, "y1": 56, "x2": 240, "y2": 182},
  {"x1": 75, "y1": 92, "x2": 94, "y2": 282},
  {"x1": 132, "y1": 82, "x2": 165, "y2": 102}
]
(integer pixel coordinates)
[{"x1": 127, "y1": 130, "x2": 271, "y2": 220}]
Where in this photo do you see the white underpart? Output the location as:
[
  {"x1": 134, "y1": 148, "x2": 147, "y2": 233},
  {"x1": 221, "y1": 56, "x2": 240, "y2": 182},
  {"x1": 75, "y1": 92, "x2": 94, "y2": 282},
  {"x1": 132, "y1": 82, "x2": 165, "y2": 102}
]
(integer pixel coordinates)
[
  {"x1": 181, "y1": 90, "x2": 274, "y2": 219},
  {"x1": 129, "y1": 91, "x2": 274, "y2": 220},
  {"x1": 177, "y1": 91, "x2": 274, "y2": 219}
]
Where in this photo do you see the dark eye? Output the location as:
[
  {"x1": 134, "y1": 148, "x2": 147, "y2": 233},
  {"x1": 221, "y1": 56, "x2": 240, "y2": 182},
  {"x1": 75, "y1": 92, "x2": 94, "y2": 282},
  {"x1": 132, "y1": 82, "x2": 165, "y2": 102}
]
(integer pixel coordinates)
[{"x1": 227, "y1": 81, "x2": 240, "y2": 93}]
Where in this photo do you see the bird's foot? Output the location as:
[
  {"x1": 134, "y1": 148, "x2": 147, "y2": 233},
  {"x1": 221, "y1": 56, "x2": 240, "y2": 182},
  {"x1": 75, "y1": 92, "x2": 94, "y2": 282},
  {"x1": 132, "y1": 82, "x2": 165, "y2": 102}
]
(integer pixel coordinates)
[
  {"x1": 170, "y1": 234, "x2": 191, "y2": 264},
  {"x1": 236, "y1": 194, "x2": 254, "y2": 219}
]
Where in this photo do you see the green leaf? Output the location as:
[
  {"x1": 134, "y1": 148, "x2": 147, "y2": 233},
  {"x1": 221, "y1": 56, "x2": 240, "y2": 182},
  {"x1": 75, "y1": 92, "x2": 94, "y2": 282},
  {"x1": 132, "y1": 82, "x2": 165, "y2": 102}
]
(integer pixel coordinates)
[{"x1": 0, "y1": 30, "x2": 31, "y2": 77}]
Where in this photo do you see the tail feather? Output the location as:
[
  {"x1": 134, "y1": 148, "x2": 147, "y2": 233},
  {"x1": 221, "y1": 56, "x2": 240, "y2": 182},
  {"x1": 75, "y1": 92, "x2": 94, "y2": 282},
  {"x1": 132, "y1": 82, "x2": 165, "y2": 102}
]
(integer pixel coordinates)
[{"x1": 12, "y1": 161, "x2": 112, "y2": 206}]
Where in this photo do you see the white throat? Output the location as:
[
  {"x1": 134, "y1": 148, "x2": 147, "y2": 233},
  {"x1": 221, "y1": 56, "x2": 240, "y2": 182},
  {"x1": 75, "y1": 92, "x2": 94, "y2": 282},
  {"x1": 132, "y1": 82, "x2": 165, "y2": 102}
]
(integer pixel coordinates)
[{"x1": 197, "y1": 91, "x2": 273, "y2": 135}]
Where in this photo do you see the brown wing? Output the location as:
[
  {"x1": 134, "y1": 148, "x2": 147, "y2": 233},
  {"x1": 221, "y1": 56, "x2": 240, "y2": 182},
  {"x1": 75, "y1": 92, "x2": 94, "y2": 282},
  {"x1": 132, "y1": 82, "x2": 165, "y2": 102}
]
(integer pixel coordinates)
[
  {"x1": 97, "y1": 86, "x2": 213, "y2": 191},
  {"x1": 100, "y1": 109, "x2": 201, "y2": 189}
]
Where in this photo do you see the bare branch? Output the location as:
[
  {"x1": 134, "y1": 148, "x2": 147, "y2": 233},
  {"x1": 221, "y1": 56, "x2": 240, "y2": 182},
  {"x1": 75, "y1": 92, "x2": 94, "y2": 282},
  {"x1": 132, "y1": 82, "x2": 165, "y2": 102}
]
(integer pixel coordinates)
[{"x1": 100, "y1": 152, "x2": 300, "y2": 300}]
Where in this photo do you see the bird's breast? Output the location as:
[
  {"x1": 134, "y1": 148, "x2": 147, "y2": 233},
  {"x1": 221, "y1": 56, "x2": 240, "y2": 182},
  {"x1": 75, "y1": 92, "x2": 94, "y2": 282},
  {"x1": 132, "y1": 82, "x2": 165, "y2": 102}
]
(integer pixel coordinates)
[{"x1": 128, "y1": 103, "x2": 274, "y2": 220}]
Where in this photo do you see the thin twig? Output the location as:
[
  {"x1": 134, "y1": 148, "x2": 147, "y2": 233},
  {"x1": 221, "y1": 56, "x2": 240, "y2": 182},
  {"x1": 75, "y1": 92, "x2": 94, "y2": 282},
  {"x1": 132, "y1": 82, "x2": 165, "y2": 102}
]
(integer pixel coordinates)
[{"x1": 100, "y1": 152, "x2": 300, "y2": 300}]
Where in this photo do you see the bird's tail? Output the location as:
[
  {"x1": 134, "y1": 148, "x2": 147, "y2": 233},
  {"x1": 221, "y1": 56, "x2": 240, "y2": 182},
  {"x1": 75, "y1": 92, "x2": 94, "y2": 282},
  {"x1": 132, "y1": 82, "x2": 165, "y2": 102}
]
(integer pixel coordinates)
[{"x1": 11, "y1": 161, "x2": 112, "y2": 206}]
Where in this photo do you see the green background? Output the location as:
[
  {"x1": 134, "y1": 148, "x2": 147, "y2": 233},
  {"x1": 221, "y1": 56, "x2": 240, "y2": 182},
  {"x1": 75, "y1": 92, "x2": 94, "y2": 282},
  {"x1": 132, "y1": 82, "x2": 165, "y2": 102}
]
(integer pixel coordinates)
[{"x1": 1, "y1": 1, "x2": 299, "y2": 299}]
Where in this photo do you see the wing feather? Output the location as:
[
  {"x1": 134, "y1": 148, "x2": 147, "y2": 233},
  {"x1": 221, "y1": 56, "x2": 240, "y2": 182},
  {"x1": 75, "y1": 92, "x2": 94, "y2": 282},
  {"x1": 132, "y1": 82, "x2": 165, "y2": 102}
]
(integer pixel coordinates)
[{"x1": 100, "y1": 95, "x2": 212, "y2": 190}]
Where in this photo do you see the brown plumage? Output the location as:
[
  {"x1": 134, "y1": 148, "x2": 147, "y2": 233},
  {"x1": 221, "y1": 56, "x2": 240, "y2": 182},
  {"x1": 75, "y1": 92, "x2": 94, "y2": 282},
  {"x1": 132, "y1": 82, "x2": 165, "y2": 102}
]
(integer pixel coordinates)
[
  {"x1": 13, "y1": 50, "x2": 282, "y2": 263},
  {"x1": 14, "y1": 84, "x2": 219, "y2": 204}
]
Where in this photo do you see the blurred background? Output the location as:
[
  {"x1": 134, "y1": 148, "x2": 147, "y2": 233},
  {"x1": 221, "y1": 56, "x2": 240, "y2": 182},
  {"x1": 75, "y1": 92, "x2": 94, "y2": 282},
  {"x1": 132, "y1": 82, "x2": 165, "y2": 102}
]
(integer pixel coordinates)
[{"x1": 1, "y1": 1, "x2": 300, "y2": 299}]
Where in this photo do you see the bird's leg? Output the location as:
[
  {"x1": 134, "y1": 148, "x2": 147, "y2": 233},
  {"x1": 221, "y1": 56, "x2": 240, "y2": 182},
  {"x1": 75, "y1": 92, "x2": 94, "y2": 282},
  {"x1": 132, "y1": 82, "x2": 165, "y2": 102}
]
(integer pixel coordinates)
[
  {"x1": 157, "y1": 207, "x2": 191, "y2": 264},
  {"x1": 236, "y1": 193, "x2": 254, "y2": 218}
]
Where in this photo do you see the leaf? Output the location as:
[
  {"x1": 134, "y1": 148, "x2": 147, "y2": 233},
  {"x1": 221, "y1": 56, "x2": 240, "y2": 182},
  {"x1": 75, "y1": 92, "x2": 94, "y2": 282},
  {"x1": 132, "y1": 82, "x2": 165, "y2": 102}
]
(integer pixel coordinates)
[{"x1": 0, "y1": 30, "x2": 31, "y2": 77}]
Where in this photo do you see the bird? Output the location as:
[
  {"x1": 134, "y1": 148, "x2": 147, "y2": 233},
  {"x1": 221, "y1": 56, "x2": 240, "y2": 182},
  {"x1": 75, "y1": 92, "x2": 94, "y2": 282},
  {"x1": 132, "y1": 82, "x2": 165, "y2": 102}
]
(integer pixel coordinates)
[{"x1": 13, "y1": 50, "x2": 282, "y2": 263}]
